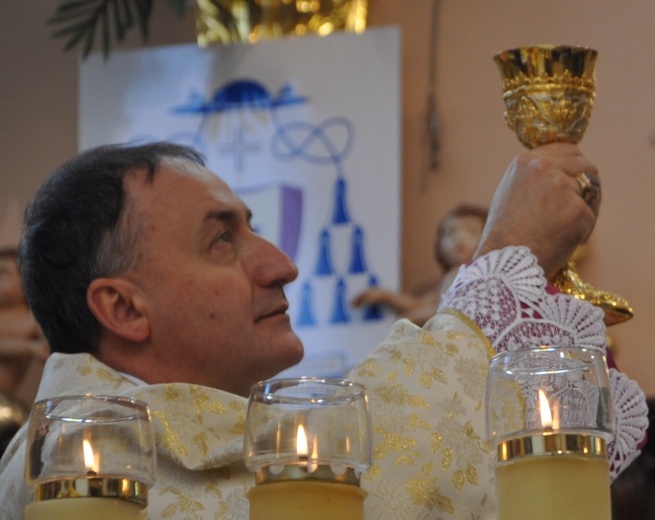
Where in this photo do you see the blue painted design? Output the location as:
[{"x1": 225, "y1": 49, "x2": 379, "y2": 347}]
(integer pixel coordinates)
[
  {"x1": 274, "y1": 83, "x2": 310, "y2": 108},
  {"x1": 361, "y1": 274, "x2": 384, "y2": 321},
  {"x1": 314, "y1": 228, "x2": 335, "y2": 276},
  {"x1": 219, "y1": 126, "x2": 260, "y2": 173},
  {"x1": 330, "y1": 278, "x2": 351, "y2": 324},
  {"x1": 271, "y1": 115, "x2": 353, "y2": 171},
  {"x1": 348, "y1": 225, "x2": 367, "y2": 273},
  {"x1": 171, "y1": 80, "x2": 310, "y2": 173},
  {"x1": 331, "y1": 177, "x2": 351, "y2": 224},
  {"x1": 172, "y1": 80, "x2": 308, "y2": 114},
  {"x1": 297, "y1": 281, "x2": 317, "y2": 327}
]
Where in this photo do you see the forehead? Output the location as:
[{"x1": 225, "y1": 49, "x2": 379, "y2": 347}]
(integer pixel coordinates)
[{"x1": 125, "y1": 159, "x2": 246, "y2": 216}]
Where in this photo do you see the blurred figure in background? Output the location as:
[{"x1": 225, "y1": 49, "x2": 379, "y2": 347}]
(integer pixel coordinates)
[
  {"x1": 0, "y1": 248, "x2": 48, "y2": 411},
  {"x1": 352, "y1": 203, "x2": 487, "y2": 326}
]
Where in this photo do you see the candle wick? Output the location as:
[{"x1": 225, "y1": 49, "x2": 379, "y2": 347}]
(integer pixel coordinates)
[{"x1": 86, "y1": 470, "x2": 98, "y2": 477}]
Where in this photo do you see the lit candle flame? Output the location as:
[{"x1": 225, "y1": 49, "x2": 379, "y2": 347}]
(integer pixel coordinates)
[
  {"x1": 296, "y1": 424, "x2": 308, "y2": 458},
  {"x1": 296, "y1": 424, "x2": 319, "y2": 472},
  {"x1": 538, "y1": 389, "x2": 553, "y2": 429},
  {"x1": 82, "y1": 439, "x2": 99, "y2": 474}
]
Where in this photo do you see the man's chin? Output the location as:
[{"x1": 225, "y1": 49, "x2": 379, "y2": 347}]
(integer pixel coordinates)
[
  {"x1": 284, "y1": 334, "x2": 304, "y2": 367},
  {"x1": 265, "y1": 334, "x2": 304, "y2": 375}
]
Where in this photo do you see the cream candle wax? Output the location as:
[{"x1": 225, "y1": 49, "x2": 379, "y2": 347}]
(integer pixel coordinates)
[
  {"x1": 25, "y1": 497, "x2": 143, "y2": 520},
  {"x1": 496, "y1": 449, "x2": 610, "y2": 520},
  {"x1": 247, "y1": 467, "x2": 367, "y2": 520}
]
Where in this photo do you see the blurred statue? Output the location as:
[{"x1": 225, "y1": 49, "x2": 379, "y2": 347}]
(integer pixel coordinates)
[
  {"x1": 352, "y1": 203, "x2": 488, "y2": 326},
  {"x1": 0, "y1": 248, "x2": 49, "y2": 412}
]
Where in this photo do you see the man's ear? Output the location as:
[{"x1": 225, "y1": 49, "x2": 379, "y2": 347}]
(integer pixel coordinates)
[{"x1": 87, "y1": 278, "x2": 149, "y2": 343}]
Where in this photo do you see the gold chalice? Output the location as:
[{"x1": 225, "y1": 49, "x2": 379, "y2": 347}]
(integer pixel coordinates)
[{"x1": 493, "y1": 45, "x2": 632, "y2": 325}]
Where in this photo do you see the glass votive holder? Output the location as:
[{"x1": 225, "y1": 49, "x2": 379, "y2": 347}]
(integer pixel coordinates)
[
  {"x1": 244, "y1": 378, "x2": 371, "y2": 520},
  {"x1": 24, "y1": 395, "x2": 156, "y2": 520},
  {"x1": 486, "y1": 346, "x2": 614, "y2": 520}
]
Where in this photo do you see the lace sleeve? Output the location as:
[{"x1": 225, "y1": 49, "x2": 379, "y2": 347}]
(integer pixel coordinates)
[{"x1": 438, "y1": 245, "x2": 648, "y2": 481}]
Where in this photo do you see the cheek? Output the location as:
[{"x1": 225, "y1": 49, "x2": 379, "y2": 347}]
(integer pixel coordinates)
[
  {"x1": 0, "y1": 279, "x2": 23, "y2": 305},
  {"x1": 194, "y1": 282, "x2": 253, "y2": 326},
  {"x1": 147, "y1": 265, "x2": 254, "y2": 328}
]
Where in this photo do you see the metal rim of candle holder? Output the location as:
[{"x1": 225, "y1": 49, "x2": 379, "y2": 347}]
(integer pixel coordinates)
[
  {"x1": 497, "y1": 433, "x2": 607, "y2": 464},
  {"x1": 34, "y1": 477, "x2": 148, "y2": 507},
  {"x1": 255, "y1": 465, "x2": 360, "y2": 486}
]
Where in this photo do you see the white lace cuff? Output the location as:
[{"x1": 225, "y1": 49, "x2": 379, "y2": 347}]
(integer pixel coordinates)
[{"x1": 439, "y1": 245, "x2": 648, "y2": 481}]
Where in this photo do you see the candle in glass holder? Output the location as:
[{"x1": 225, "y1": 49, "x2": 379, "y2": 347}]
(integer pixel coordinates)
[
  {"x1": 24, "y1": 395, "x2": 155, "y2": 520},
  {"x1": 244, "y1": 378, "x2": 371, "y2": 520},
  {"x1": 486, "y1": 347, "x2": 614, "y2": 520}
]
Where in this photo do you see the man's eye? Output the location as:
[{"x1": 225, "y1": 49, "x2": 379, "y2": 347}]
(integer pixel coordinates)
[{"x1": 215, "y1": 231, "x2": 231, "y2": 243}]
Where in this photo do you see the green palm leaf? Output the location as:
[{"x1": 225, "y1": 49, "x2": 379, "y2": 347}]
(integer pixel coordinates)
[{"x1": 48, "y1": 0, "x2": 187, "y2": 59}]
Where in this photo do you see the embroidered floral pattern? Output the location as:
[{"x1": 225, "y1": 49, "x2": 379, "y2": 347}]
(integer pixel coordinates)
[
  {"x1": 440, "y1": 245, "x2": 648, "y2": 481},
  {"x1": 354, "y1": 318, "x2": 496, "y2": 519}
]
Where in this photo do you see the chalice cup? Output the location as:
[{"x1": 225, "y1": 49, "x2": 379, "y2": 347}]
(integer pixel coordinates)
[{"x1": 494, "y1": 45, "x2": 633, "y2": 325}]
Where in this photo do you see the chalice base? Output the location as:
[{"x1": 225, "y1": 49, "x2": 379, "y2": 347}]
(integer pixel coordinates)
[{"x1": 550, "y1": 260, "x2": 633, "y2": 326}]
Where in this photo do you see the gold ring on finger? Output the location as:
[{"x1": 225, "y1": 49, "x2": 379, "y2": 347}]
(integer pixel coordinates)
[{"x1": 575, "y1": 172, "x2": 600, "y2": 205}]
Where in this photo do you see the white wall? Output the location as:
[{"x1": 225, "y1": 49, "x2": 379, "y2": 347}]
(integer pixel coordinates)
[{"x1": 3, "y1": 0, "x2": 655, "y2": 393}]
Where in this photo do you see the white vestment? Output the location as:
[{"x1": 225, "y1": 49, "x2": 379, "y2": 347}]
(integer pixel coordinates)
[{"x1": 0, "y1": 247, "x2": 646, "y2": 519}]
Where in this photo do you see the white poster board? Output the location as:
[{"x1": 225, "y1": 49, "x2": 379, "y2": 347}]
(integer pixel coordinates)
[{"x1": 80, "y1": 26, "x2": 401, "y2": 377}]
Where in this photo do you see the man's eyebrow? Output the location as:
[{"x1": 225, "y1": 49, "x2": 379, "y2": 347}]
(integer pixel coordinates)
[{"x1": 203, "y1": 207, "x2": 253, "y2": 225}]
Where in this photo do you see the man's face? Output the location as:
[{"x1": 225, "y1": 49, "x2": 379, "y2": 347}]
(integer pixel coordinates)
[{"x1": 118, "y1": 160, "x2": 303, "y2": 396}]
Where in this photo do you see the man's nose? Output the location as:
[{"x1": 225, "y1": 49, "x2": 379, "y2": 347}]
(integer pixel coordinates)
[{"x1": 252, "y1": 235, "x2": 299, "y2": 286}]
